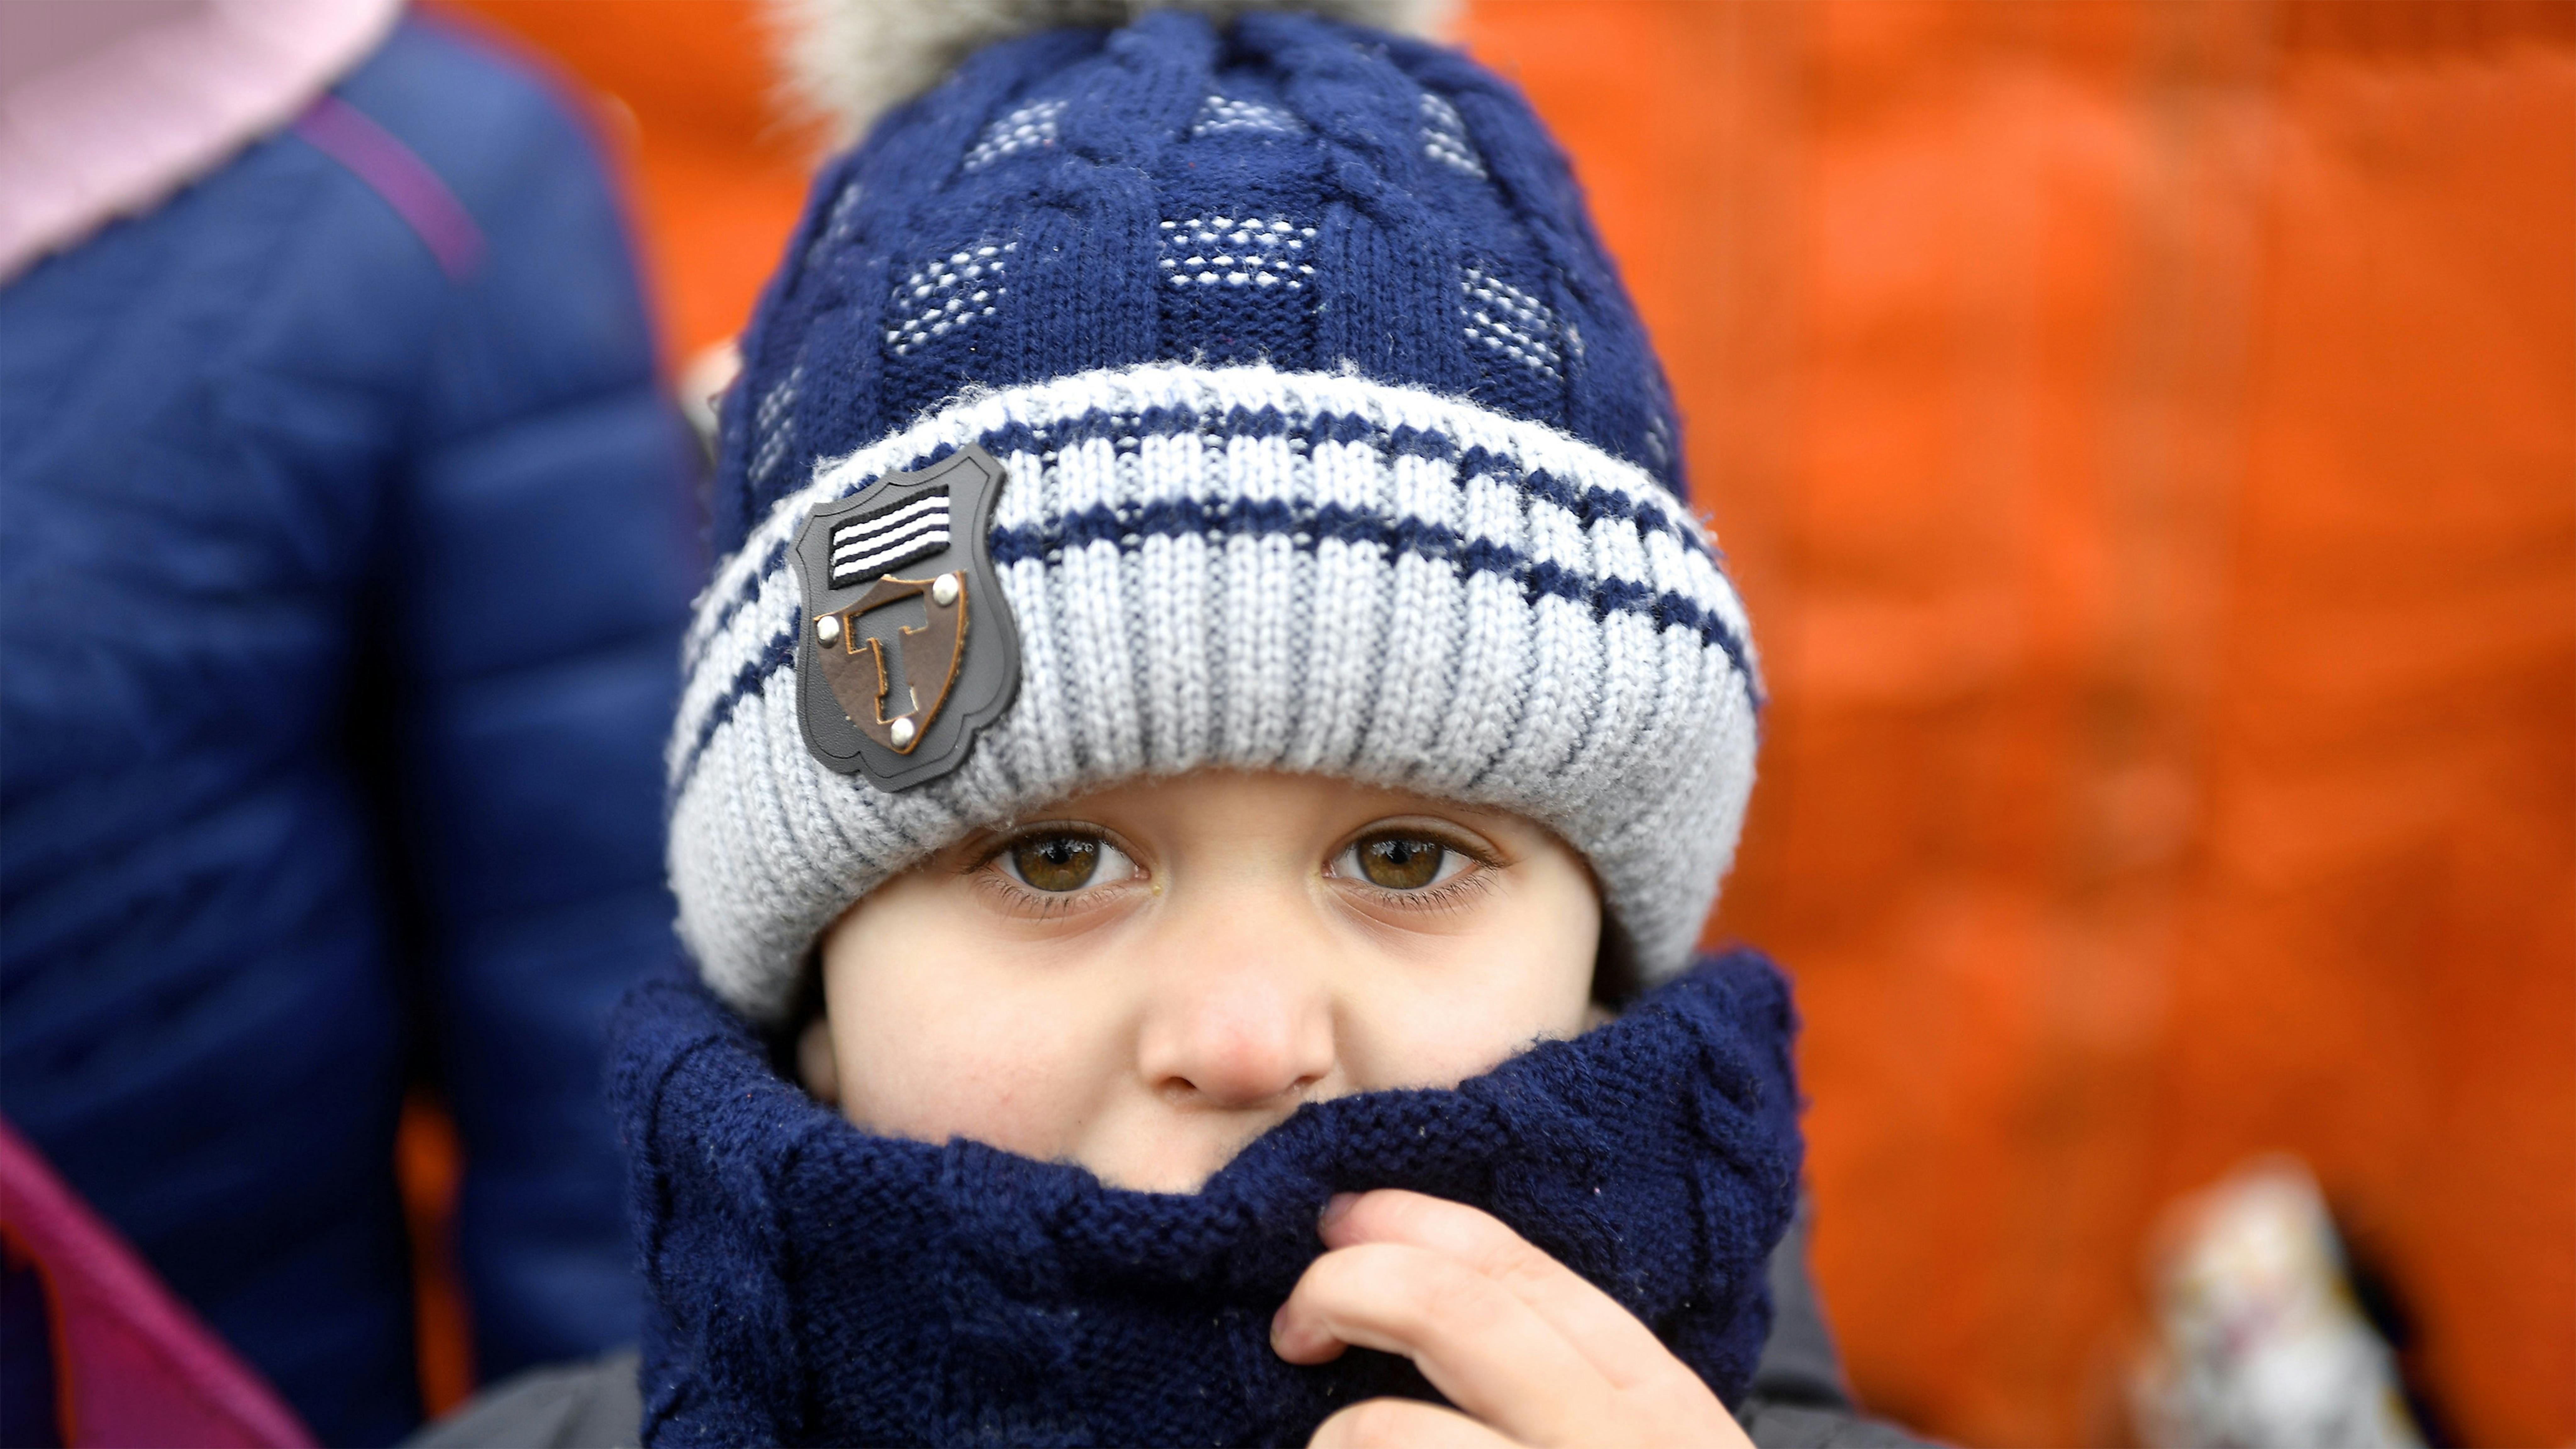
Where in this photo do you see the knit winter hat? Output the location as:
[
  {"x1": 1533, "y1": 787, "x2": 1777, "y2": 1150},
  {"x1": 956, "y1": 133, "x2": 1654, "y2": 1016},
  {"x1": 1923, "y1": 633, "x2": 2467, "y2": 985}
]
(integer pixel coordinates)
[{"x1": 673, "y1": 2, "x2": 1762, "y2": 1022}]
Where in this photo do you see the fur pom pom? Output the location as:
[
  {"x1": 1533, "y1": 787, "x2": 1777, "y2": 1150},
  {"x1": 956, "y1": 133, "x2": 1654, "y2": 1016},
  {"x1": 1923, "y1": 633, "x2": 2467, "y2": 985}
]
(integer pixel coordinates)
[{"x1": 769, "y1": 0, "x2": 1455, "y2": 145}]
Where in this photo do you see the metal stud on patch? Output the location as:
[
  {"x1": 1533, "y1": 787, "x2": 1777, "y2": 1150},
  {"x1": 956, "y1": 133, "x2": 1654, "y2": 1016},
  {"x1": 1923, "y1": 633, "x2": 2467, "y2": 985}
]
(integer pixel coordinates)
[{"x1": 816, "y1": 614, "x2": 842, "y2": 646}]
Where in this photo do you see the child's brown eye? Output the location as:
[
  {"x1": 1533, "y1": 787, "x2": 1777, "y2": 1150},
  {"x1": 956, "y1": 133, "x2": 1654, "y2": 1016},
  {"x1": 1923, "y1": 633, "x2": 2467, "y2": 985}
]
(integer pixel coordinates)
[
  {"x1": 997, "y1": 831, "x2": 1135, "y2": 893},
  {"x1": 1011, "y1": 835, "x2": 1097, "y2": 891},
  {"x1": 1352, "y1": 835, "x2": 1449, "y2": 890}
]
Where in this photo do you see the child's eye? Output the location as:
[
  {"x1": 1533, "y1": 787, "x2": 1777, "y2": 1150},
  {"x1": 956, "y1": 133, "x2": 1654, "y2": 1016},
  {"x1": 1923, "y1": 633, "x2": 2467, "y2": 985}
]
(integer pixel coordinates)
[
  {"x1": 1335, "y1": 833, "x2": 1472, "y2": 891},
  {"x1": 998, "y1": 831, "x2": 1135, "y2": 893}
]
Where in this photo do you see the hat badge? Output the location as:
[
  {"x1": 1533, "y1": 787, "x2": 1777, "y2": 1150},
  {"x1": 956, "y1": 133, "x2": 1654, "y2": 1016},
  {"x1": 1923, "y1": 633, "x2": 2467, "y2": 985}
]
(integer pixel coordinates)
[{"x1": 791, "y1": 445, "x2": 1020, "y2": 791}]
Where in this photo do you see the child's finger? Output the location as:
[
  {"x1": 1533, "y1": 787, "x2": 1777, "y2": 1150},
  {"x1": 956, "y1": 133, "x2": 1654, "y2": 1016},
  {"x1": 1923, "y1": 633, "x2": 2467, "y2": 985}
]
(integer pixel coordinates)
[
  {"x1": 1307, "y1": 1396, "x2": 1517, "y2": 1449},
  {"x1": 1273, "y1": 1240, "x2": 1613, "y2": 1447},
  {"x1": 1319, "y1": 1190, "x2": 1678, "y2": 1391}
]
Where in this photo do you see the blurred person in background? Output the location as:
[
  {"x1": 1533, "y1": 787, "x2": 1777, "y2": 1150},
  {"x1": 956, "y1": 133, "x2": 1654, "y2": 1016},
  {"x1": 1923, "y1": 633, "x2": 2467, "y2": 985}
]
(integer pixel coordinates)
[{"x1": 0, "y1": 1, "x2": 699, "y2": 1443}]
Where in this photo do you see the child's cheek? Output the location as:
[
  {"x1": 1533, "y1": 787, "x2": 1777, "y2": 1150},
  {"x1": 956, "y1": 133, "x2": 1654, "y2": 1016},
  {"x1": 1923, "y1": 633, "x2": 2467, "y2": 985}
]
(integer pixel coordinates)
[{"x1": 832, "y1": 960, "x2": 1119, "y2": 1165}]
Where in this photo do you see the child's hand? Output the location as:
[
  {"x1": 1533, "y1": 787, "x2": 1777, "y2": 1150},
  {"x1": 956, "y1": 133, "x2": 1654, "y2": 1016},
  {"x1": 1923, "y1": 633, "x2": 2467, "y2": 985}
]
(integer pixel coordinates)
[{"x1": 1272, "y1": 1190, "x2": 1759, "y2": 1449}]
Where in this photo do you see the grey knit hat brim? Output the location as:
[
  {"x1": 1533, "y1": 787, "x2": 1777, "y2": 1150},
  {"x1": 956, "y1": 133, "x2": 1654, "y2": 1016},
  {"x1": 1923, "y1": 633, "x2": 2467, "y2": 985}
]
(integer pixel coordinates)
[{"x1": 670, "y1": 361, "x2": 1759, "y2": 1022}]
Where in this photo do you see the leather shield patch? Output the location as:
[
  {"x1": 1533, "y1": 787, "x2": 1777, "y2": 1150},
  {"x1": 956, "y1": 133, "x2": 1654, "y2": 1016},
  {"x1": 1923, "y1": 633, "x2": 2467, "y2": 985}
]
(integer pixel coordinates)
[{"x1": 791, "y1": 445, "x2": 1020, "y2": 791}]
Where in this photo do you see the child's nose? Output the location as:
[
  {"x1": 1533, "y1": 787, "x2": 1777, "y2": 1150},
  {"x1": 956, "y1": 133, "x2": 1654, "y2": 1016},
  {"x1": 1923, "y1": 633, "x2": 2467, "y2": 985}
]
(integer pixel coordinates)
[{"x1": 1134, "y1": 954, "x2": 1336, "y2": 1111}]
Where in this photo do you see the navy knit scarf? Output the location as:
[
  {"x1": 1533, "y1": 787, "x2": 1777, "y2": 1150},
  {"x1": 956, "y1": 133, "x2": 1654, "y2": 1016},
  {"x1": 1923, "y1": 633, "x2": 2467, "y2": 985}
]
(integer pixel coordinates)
[{"x1": 611, "y1": 951, "x2": 1804, "y2": 1448}]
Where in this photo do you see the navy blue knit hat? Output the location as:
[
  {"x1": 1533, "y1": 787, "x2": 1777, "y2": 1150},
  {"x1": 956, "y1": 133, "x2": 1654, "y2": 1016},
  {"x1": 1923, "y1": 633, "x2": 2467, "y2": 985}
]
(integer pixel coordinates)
[{"x1": 672, "y1": 3, "x2": 1760, "y2": 1019}]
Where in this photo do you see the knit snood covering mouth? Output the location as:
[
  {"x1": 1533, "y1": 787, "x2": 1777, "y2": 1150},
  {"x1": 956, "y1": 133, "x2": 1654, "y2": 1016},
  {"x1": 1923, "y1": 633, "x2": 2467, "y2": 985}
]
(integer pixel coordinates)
[{"x1": 611, "y1": 951, "x2": 1804, "y2": 1448}]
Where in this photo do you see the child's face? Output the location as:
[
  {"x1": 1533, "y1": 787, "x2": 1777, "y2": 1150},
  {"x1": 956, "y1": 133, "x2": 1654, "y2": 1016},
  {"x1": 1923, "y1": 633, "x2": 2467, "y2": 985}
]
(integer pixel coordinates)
[{"x1": 802, "y1": 770, "x2": 1602, "y2": 1192}]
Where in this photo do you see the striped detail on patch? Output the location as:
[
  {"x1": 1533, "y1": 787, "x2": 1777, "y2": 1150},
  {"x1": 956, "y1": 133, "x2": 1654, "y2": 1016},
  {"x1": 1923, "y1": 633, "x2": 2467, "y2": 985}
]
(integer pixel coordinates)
[{"x1": 830, "y1": 490, "x2": 950, "y2": 586}]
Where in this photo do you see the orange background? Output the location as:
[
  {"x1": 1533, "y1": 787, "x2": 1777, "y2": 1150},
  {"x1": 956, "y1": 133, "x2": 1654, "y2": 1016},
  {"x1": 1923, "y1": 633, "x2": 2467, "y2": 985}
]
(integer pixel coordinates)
[{"x1": 426, "y1": 3, "x2": 2575, "y2": 1443}]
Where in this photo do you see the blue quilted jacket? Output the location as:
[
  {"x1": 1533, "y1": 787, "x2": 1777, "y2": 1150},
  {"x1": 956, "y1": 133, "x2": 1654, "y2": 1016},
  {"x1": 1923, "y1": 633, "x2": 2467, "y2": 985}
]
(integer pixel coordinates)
[{"x1": 0, "y1": 18, "x2": 697, "y2": 1445}]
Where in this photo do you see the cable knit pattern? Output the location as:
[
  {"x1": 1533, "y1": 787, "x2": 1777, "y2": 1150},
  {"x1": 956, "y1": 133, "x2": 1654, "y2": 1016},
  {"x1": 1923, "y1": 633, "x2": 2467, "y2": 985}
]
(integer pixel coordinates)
[
  {"x1": 674, "y1": 9, "x2": 1758, "y2": 1019},
  {"x1": 614, "y1": 951, "x2": 1804, "y2": 1447}
]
